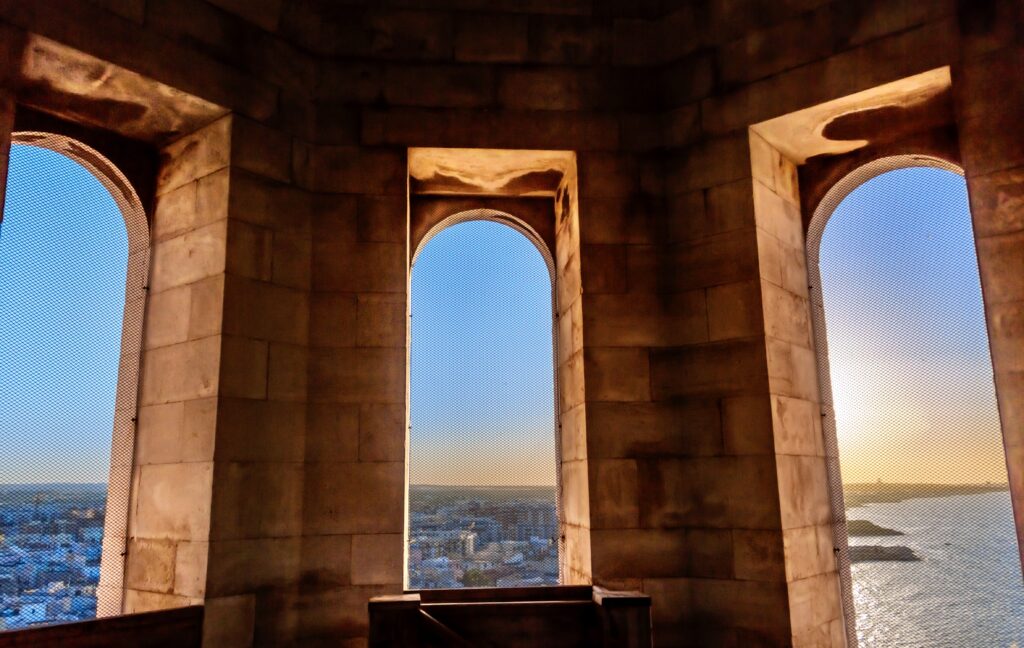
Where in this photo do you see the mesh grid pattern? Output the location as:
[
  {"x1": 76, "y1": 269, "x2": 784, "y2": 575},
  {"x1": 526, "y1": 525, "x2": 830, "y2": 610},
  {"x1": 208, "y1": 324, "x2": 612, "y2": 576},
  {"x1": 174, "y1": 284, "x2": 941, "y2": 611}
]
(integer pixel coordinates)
[
  {"x1": 0, "y1": 133, "x2": 147, "y2": 628},
  {"x1": 407, "y1": 210, "x2": 561, "y2": 590},
  {"x1": 808, "y1": 156, "x2": 1023, "y2": 646}
]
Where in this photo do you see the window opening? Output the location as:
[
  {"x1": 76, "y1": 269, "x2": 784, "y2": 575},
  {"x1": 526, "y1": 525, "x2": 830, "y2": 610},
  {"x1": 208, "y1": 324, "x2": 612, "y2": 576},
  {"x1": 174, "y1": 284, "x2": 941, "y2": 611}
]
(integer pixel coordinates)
[
  {"x1": 407, "y1": 212, "x2": 560, "y2": 589},
  {"x1": 0, "y1": 134, "x2": 147, "y2": 627},
  {"x1": 809, "y1": 158, "x2": 1024, "y2": 646}
]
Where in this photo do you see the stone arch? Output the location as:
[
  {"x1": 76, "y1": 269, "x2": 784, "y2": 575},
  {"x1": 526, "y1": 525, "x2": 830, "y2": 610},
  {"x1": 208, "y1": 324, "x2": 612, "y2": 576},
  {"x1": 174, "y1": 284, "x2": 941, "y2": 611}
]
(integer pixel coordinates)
[
  {"x1": 805, "y1": 154, "x2": 1015, "y2": 641},
  {"x1": 406, "y1": 208, "x2": 562, "y2": 587}
]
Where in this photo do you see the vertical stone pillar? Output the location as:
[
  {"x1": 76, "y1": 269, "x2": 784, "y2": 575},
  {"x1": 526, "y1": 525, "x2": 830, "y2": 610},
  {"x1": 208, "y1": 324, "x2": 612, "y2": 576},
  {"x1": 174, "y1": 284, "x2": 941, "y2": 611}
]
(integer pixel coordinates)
[
  {"x1": 127, "y1": 115, "x2": 232, "y2": 615},
  {"x1": 953, "y1": 15, "x2": 1024, "y2": 569},
  {"x1": 749, "y1": 131, "x2": 845, "y2": 646}
]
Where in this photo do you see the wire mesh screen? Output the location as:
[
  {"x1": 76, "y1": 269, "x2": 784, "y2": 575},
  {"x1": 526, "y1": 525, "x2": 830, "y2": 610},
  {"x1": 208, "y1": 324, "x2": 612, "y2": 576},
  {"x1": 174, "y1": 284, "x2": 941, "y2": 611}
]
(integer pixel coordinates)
[
  {"x1": 0, "y1": 134, "x2": 147, "y2": 628},
  {"x1": 407, "y1": 212, "x2": 560, "y2": 590},
  {"x1": 808, "y1": 158, "x2": 1024, "y2": 647}
]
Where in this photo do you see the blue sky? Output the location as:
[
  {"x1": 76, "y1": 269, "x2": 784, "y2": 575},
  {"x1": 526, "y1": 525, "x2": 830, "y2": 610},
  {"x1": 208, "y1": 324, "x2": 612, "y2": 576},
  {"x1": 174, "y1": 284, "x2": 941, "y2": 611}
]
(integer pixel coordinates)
[
  {"x1": 0, "y1": 144, "x2": 127, "y2": 484},
  {"x1": 409, "y1": 220, "x2": 558, "y2": 486},
  {"x1": 819, "y1": 167, "x2": 1006, "y2": 484}
]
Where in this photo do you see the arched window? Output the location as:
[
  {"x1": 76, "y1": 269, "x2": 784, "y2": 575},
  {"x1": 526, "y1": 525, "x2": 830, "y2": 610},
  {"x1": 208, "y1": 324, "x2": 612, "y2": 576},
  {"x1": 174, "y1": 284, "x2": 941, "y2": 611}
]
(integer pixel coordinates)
[
  {"x1": 808, "y1": 157, "x2": 1024, "y2": 645},
  {"x1": 407, "y1": 211, "x2": 560, "y2": 589},
  {"x1": 0, "y1": 133, "x2": 148, "y2": 626}
]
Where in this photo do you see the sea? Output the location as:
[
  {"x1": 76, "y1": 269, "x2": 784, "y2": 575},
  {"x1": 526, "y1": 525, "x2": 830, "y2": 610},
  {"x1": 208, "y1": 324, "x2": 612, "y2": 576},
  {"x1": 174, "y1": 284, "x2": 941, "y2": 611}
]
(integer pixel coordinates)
[{"x1": 848, "y1": 490, "x2": 1024, "y2": 647}]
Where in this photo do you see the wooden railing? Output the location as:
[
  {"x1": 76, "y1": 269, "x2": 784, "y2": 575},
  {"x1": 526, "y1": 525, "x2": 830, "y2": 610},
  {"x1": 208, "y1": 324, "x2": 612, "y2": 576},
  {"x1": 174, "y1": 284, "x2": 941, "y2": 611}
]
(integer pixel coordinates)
[
  {"x1": 369, "y1": 586, "x2": 651, "y2": 648},
  {"x1": 0, "y1": 606, "x2": 203, "y2": 648}
]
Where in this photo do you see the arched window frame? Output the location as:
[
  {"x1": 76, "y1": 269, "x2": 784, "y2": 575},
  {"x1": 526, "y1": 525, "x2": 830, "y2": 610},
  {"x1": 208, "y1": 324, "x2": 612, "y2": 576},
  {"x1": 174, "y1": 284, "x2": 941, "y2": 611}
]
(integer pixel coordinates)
[
  {"x1": 406, "y1": 208, "x2": 563, "y2": 589},
  {"x1": 7, "y1": 131, "x2": 150, "y2": 617},
  {"x1": 804, "y1": 154, "x2": 982, "y2": 640}
]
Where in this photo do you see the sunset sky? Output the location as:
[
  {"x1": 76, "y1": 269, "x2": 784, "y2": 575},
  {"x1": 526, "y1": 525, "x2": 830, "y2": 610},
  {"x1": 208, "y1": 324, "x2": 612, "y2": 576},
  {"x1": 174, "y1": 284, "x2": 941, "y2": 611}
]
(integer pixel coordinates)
[{"x1": 819, "y1": 167, "x2": 1007, "y2": 485}]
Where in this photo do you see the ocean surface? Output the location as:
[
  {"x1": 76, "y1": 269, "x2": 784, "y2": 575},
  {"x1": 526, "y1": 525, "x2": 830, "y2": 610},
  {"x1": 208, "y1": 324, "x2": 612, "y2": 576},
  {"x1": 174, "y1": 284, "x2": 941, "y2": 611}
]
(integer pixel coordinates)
[{"x1": 848, "y1": 491, "x2": 1024, "y2": 647}]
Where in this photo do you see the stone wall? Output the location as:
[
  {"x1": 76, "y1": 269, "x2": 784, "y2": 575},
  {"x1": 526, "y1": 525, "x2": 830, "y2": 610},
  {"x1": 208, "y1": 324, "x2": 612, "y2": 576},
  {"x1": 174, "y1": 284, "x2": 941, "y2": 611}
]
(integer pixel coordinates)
[{"x1": 0, "y1": 1, "x2": 1020, "y2": 646}]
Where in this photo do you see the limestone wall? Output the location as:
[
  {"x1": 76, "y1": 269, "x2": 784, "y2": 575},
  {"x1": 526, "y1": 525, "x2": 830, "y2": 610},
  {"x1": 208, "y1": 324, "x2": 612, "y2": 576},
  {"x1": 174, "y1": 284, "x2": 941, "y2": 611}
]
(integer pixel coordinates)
[{"x1": 0, "y1": 1, "x2": 1020, "y2": 646}]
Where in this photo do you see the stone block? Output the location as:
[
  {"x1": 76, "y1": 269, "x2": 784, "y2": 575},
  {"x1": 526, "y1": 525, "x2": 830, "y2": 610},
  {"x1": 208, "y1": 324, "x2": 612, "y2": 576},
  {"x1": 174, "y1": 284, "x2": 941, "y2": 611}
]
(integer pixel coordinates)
[
  {"x1": 560, "y1": 459, "x2": 591, "y2": 528},
  {"x1": 152, "y1": 180, "x2": 198, "y2": 242},
  {"x1": 580, "y1": 244, "x2": 628, "y2": 293},
  {"x1": 383, "y1": 64, "x2": 494, "y2": 108},
  {"x1": 216, "y1": 398, "x2": 305, "y2": 463},
  {"x1": 357, "y1": 293, "x2": 406, "y2": 347},
  {"x1": 268, "y1": 342, "x2": 308, "y2": 402},
  {"x1": 357, "y1": 195, "x2": 405, "y2": 243},
  {"x1": 578, "y1": 152, "x2": 638, "y2": 198},
  {"x1": 144, "y1": 284, "x2": 191, "y2": 349},
  {"x1": 589, "y1": 459, "x2": 639, "y2": 529},
  {"x1": 584, "y1": 347, "x2": 651, "y2": 402},
  {"x1": 229, "y1": 169, "x2": 315, "y2": 234},
  {"x1": 722, "y1": 395, "x2": 776, "y2": 456},
  {"x1": 786, "y1": 572, "x2": 843, "y2": 642},
  {"x1": 137, "y1": 397, "x2": 217, "y2": 465},
  {"x1": 206, "y1": 537, "x2": 302, "y2": 596},
  {"x1": 968, "y1": 166, "x2": 1024, "y2": 238},
  {"x1": 761, "y1": 281, "x2": 813, "y2": 349},
  {"x1": 174, "y1": 540, "x2": 209, "y2": 598},
  {"x1": 309, "y1": 347, "x2": 405, "y2": 404},
  {"x1": 301, "y1": 534, "x2": 352, "y2": 588},
  {"x1": 783, "y1": 524, "x2": 835, "y2": 582},
  {"x1": 359, "y1": 403, "x2": 405, "y2": 463},
  {"x1": 222, "y1": 274, "x2": 309, "y2": 344},
  {"x1": 368, "y1": 9, "x2": 453, "y2": 60},
  {"x1": 134, "y1": 462, "x2": 213, "y2": 541},
  {"x1": 272, "y1": 229, "x2": 312, "y2": 289},
  {"x1": 499, "y1": 68, "x2": 601, "y2": 111},
  {"x1": 312, "y1": 241, "x2": 405, "y2": 293},
  {"x1": 732, "y1": 529, "x2": 786, "y2": 582},
  {"x1": 231, "y1": 116, "x2": 293, "y2": 183},
  {"x1": 304, "y1": 462, "x2": 404, "y2": 534},
  {"x1": 753, "y1": 182, "x2": 803, "y2": 249},
  {"x1": 626, "y1": 229, "x2": 759, "y2": 293},
  {"x1": 293, "y1": 144, "x2": 405, "y2": 194},
  {"x1": 976, "y1": 231, "x2": 1024, "y2": 304},
  {"x1": 649, "y1": 339, "x2": 769, "y2": 400},
  {"x1": 586, "y1": 400, "x2": 722, "y2": 459},
  {"x1": 771, "y1": 395, "x2": 824, "y2": 457},
  {"x1": 123, "y1": 590, "x2": 193, "y2": 614},
  {"x1": 226, "y1": 218, "x2": 273, "y2": 282},
  {"x1": 219, "y1": 335, "x2": 268, "y2": 399},
  {"x1": 707, "y1": 279, "x2": 764, "y2": 341},
  {"x1": 351, "y1": 534, "x2": 403, "y2": 585},
  {"x1": 775, "y1": 455, "x2": 832, "y2": 529},
  {"x1": 311, "y1": 292, "x2": 359, "y2": 348},
  {"x1": 454, "y1": 13, "x2": 528, "y2": 63},
  {"x1": 157, "y1": 116, "x2": 232, "y2": 196},
  {"x1": 189, "y1": 275, "x2": 226, "y2": 340},
  {"x1": 560, "y1": 402, "x2": 587, "y2": 462},
  {"x1": 201, "y1": 594, "x2": 256, "y2": 646},
  {"x1": 665, "y1": 134, "x2": 751, "y2": 194},
  {"x1": 590, "y1": 529, "x2": 691, "y2": 578},
  {"x1": 307, "y1": 403, "x2": 361, "y2": 463},
  {"x1": 638, "y1": 456, "x2": 781, "y2": 530},
  {"x1": 125, "y1": 538, "x2": 176, "y2": 593},
  {"x1": 584, "y1": 291, "x2": 708, "y2": 347},
  {"x1": 139, "y1": 336, "x2": 221, "y2": 406},
  {"x1": 765, "y1": 337, "x2": 820, "y2": 402},
  {"x1": 210, "y1": 462, "x2": 304, "y2": 540},
  {"x1": 149, "y1": 220, "x2": 228, "y2": 293},
  {"x1": 528, "y1": 15, "x2": 611, "y2": 65}
]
